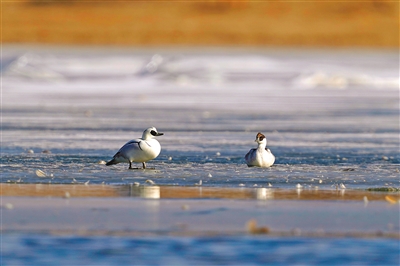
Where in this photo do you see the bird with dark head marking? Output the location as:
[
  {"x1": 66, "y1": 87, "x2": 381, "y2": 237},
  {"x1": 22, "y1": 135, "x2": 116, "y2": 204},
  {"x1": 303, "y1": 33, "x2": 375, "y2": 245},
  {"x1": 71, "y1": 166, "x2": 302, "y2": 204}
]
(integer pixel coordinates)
[
  {"x1": 106, "y1": 127, "x2": 163, "y2": 169},
  {"x1": 245, "y1": 132, "x2": 275, "y2": 167}
]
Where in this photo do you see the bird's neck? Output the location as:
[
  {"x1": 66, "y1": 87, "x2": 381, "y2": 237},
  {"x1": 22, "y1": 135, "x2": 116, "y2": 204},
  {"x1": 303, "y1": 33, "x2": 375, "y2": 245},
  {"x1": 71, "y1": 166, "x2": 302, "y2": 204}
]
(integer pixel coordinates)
[{"x1": 257, "y1": 142, "x2": 267, "y2": 149}]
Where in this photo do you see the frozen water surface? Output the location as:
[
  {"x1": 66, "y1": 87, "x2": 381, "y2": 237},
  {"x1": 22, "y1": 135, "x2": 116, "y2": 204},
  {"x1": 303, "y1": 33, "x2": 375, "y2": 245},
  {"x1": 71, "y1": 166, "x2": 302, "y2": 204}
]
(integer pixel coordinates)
[
  {"x1": 1, "y1": 46, "x2": 399, "y2": 265},
  {"x1": 2, "y1": 46, "x2": 398, "y2": 190}
]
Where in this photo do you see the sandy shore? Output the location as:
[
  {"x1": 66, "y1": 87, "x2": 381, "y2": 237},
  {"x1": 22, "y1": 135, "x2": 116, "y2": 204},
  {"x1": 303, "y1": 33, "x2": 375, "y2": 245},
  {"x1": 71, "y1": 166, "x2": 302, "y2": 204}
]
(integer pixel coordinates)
[{"x1": 1, "y1": 184, "x2": 399, "y2": 201}]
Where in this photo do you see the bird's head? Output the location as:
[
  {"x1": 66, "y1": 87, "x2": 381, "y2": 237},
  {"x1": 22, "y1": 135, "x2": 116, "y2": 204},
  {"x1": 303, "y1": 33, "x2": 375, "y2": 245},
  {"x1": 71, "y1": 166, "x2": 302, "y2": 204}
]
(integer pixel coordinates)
[
  {"x1": 142, "y1": 127, "x2": 164, "y2": 140},
  {"x1": 255, "y1": 132, "x2": 267, "y2": 145}
]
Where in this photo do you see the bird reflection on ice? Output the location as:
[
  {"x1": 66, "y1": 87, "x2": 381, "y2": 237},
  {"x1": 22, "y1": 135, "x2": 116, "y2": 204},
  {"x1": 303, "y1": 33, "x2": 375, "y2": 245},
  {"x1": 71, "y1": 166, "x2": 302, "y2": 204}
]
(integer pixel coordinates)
[
  {"x1": 255, "y1": 188, "x2": 274, "y2": 200},
  {"x1": 130, "y1": 186, "x2": 161, "y2": 199}
]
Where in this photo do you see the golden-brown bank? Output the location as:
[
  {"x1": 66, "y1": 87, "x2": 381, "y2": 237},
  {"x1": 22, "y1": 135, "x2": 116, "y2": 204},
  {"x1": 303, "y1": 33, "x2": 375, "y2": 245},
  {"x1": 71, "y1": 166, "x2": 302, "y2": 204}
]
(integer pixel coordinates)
[{"x1": 2, "y1": 1, "x2": 398, "y2": 47}]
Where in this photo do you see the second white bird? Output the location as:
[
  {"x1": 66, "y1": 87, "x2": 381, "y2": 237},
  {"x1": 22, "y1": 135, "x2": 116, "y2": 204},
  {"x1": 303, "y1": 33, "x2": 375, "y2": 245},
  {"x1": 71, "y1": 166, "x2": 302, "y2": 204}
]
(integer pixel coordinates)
[{"x1": 245, "y1": 132, "x2": 275, "y2": 167}]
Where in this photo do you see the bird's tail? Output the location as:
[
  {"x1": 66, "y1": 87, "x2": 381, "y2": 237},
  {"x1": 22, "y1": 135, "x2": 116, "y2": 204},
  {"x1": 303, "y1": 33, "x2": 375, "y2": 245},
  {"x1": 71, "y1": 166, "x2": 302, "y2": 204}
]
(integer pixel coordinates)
[{"x1": 106, "y1": 158, "x2": 118, "y2": 166}]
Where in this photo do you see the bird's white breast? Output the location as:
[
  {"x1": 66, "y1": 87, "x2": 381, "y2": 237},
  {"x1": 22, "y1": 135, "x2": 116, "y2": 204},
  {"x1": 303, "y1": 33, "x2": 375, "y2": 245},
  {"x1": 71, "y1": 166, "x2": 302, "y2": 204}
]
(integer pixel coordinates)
[
  {"x1": 120, "y1": 138, "x2": 161, "y2": 163},
  {"x1": 245, "y1": 148, "x2": 275, "y2": 167}
]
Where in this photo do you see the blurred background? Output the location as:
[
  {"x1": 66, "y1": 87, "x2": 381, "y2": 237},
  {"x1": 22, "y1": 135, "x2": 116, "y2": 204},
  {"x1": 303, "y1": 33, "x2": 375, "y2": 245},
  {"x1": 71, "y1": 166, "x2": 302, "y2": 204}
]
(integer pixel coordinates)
[{"x1": 3, "y1": 0, "x2": 398, "y2": 48}]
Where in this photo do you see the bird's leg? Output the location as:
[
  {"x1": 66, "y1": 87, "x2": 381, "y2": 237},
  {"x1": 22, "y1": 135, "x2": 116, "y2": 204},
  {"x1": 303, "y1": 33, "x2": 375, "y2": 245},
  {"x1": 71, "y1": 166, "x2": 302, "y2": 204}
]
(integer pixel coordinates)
[
  {"x1": 142, "y1": 162, "x2": 155, "y2": 170},
  {"x1": 129, "y1": 162, "x2": 139, "y2": 170}
]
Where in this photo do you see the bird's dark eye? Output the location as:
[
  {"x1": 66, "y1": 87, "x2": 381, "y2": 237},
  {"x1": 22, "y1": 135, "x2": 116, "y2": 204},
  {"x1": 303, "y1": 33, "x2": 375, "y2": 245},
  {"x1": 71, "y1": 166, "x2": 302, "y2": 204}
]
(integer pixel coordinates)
[
  {"x1": 150, "y1": 130, "x2": 157, "y2": 136},
  {"x1": 259, "y1": 136, "x2": 265, "y2": 141}
]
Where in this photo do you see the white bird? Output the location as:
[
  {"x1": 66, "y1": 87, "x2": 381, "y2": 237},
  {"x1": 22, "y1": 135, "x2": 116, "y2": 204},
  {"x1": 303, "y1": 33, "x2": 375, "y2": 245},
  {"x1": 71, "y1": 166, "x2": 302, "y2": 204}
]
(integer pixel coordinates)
[
  {"x1": 245, "y1": 132, "x2": 275, "y2": 167},
  {"x1": 106, "y1": 127, "x2": 163, "y2": 169}
]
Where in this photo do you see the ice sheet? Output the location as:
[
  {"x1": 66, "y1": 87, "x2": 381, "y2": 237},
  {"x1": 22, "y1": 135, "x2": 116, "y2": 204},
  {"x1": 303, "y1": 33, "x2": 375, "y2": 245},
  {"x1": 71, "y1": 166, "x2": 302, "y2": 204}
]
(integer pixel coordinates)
[{"x1": 1, "y1": 46, "x2": 399, "y2": 190}]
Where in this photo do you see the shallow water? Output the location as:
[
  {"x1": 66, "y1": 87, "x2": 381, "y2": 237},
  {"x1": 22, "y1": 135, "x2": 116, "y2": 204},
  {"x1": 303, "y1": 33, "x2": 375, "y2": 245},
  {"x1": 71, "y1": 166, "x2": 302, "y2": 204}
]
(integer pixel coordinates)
[{"x1": 3, "y1": 234, "x2": 400, "y2": 266}]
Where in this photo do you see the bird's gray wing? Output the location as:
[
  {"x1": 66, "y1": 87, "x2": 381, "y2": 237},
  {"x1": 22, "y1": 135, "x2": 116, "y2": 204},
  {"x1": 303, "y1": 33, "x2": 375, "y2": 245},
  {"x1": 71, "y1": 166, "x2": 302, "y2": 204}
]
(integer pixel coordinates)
[
  {"x1": 245, "y1": 148, "x2": 256, "y2": 160},
  {"x1": 114, "y1": 139, "x2": 141, "y2": 157}
]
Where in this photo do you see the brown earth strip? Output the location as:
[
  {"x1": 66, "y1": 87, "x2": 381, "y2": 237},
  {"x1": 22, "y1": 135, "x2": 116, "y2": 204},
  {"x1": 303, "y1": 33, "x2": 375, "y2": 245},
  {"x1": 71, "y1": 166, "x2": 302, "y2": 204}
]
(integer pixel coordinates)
[
  {"x1": 2, "y1": 183, "x2": 399, "y2": 201},
  {"x1": 2, "y1": 1, "x2": 398, "y2": 47}
]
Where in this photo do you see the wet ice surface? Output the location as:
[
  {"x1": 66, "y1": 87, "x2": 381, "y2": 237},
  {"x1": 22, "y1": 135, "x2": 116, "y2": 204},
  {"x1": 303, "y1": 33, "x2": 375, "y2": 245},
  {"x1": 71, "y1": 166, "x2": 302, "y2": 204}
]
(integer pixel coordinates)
[
  {"x1": 1, "y1": 137, "x2": 399, "y2": 190},
  {"x1": 2, "y1": 46, "x2": 399, "y2": 190},
  {"x1": 2, "y1": 116, "x2": 399, "y2": 190},
  {"x1": 3, "y1": 234, "x2": 400, "y2": 266}
]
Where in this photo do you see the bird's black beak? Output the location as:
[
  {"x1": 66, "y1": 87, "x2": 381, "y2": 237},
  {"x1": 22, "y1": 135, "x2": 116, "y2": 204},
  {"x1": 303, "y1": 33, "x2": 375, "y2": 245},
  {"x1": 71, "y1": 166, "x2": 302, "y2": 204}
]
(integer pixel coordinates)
[{"x1": 150, "y1": 130, "x2": 164, "y2": 136}]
